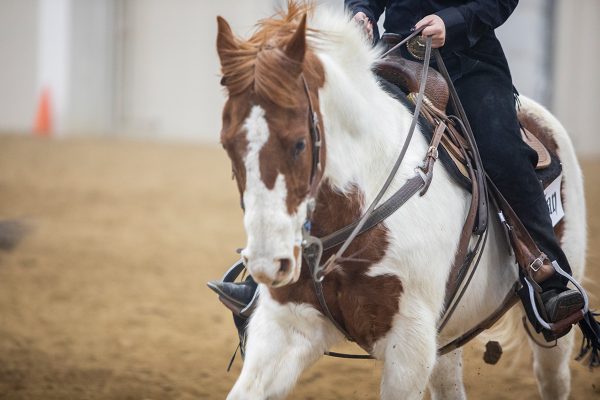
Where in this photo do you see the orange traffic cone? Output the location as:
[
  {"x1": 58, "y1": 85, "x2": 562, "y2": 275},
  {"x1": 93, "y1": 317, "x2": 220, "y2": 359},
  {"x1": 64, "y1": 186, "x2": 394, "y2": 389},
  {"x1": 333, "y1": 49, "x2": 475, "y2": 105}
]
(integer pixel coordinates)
[{"x1": 34, "y1": 88, "x2": 52, "y2": 136}]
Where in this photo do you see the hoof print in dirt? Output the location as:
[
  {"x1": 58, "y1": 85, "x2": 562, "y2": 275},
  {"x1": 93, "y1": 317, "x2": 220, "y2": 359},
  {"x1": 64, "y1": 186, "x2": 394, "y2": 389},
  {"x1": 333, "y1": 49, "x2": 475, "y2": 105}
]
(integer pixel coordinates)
[{"x1": 0, "y1": 219, "x2": 31, "y2": 252}]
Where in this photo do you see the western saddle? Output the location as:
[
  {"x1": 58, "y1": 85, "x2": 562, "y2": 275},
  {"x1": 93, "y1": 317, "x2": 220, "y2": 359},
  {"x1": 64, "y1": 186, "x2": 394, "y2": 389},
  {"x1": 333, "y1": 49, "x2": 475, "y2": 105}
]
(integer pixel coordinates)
[
  {"x1": 373, "y1": 34, "x2": 552, "y2": 173},
  {"x1": 371, "y1": 34, "x2": 586, "y2": 345}
]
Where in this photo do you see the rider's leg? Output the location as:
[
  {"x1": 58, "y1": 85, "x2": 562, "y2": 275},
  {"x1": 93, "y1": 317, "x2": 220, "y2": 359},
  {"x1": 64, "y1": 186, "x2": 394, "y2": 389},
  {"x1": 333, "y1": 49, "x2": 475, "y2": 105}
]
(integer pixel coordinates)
[
  {"x1": 373, "y1": 297, "x2": 437, "y2": 400},
  {"x1": 452, "y1": 61, "x2": 572, "y2": 294},
  {"x1": 427, "y1": 349, "x2": 467, "y2": 400},
  {"x1": 227, "y1": 289, "x2": 341, "y2": 400}
]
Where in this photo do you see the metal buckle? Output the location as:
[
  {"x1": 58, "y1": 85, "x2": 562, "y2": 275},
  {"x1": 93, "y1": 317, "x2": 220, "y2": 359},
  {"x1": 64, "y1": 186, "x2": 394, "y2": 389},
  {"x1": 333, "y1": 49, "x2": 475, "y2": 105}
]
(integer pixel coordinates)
[
  {"x1": 302, "y1": 231, "x2": 324, "y2": 282},
  {"x1": 426, "y1": 146, "x2": 439, "y2": 160},
  {"x1": 529, "y1": 257, "x2": 544, "y2": 272},
  {"x1": 497, "y1": 211, "x2": 512, "y2": 231}
]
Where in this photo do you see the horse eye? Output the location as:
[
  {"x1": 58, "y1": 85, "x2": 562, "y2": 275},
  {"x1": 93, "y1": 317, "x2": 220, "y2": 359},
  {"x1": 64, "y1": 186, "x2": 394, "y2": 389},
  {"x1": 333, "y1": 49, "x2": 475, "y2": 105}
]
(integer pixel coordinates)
[{"x1": 293, "y1": 139, "x2": 306, "y2": 158}]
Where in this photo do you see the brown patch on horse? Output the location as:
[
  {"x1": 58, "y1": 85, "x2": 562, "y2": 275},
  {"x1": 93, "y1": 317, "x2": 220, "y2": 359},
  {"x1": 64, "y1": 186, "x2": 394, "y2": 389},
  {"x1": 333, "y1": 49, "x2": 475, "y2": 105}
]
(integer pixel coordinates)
[
  {"x1": 518, "y1": 112, "x2": 565, "y2": 243},
  {"x1": 220, "y1": 91, "x2": 252, "y2": 199},
  {"x1": 257, "y1": 76, "x2": 325, "y2": 215},
  {"x1": 270, "y1": 182, "x2": 403, "y2": 351}
]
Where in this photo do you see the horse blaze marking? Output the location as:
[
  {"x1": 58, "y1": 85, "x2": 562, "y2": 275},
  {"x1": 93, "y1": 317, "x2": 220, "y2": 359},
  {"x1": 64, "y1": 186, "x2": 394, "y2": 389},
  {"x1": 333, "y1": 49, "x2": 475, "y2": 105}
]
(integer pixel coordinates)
[{"x1": 544, "y1": 174, "x2": 564, "y2": 227}]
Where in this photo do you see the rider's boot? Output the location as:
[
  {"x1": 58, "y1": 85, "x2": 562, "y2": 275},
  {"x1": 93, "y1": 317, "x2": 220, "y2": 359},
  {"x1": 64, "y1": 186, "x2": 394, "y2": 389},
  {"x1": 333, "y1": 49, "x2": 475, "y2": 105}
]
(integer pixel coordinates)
[
  {"x1": 541, "y1": 286, "x2": 584, "y2": 323},
  {"x1": 538, "y1": 275, "x2": 584, "y2": 340},
  {"x1": 207, "y1": 275, "x2": 258, "y2": 315}
]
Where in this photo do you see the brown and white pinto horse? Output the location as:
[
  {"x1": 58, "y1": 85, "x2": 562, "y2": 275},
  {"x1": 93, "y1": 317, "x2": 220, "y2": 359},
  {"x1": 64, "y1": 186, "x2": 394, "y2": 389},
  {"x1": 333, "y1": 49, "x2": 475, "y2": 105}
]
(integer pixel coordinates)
[{"x1": 216, "y1": 3, "x2": 586, "y2": 399}]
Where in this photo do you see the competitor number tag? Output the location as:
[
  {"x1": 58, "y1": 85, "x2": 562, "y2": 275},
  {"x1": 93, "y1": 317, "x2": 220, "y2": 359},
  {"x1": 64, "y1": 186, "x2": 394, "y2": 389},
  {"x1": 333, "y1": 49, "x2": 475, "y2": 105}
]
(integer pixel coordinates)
[{"x1": 544, "y1": 174, "x2": 564, "y2": 227}]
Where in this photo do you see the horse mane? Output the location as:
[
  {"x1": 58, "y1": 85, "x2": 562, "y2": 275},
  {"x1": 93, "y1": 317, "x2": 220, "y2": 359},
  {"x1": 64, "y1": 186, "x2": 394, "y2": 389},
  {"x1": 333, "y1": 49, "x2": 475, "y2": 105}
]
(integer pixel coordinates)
[{"x1": 219, "y1": 1, "x2": 324, "y2": 107}]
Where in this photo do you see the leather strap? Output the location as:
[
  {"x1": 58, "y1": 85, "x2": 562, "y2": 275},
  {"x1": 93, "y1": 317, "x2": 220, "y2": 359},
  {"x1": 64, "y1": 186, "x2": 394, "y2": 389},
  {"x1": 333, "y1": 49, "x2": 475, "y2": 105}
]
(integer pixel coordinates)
[
  {"x1": 438, "y1": 283, "x2": 520, "y2": 355},
  {"x1": 433, "y1": 50, "x2": 488, "y2": 235},
  {"x1": 485, "y1": 177, "x2": 554, "y2": 283},
  {"x1": 309, "y1": 256, "x2": 355, "y2": 339},
  {"x1": 320, "y1": 175, "x2": 426, "y2": 250},
  {"x1": 407, "y1": 84, "x2": 487, "y2": 332},
  {"x1": 301, "y1": 75, "x2": 323, "y2": 198},
  {"x1": 380, "y1": 27, "x2": 427, "y2": 59},
  {"x1": 418, "y1": 121, "x2": 446, "y2": 195}
]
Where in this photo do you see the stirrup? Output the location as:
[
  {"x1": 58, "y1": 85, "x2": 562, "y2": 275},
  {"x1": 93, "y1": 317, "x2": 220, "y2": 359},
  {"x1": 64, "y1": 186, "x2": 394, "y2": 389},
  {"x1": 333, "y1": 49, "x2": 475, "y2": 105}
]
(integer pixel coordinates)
[
  {"x1": 523, "y1": 261, "x2": 588, "y2": 339},
  {"x1": 207, "y1": 259, "x2": 259, "y2": 318}
]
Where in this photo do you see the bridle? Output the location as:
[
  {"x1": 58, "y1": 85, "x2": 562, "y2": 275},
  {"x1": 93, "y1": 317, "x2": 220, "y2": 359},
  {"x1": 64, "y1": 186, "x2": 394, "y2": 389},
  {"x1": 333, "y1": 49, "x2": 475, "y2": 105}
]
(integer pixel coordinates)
[{"x1": 301, "y1": 74, "x2": 323, "y2": 192}]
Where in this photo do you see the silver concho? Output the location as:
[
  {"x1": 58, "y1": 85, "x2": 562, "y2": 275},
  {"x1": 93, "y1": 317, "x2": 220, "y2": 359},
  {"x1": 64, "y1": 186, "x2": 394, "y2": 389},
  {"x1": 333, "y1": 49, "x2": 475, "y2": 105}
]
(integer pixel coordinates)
[{"x1": 407, "y1": 35, "x2": 427, "y2": 60}]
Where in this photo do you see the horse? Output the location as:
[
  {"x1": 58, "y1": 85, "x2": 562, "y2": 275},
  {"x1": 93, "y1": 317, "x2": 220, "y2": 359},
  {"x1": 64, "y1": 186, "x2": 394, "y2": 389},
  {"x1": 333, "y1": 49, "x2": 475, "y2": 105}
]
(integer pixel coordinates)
[{"x1": 215, "y1": 3, "x2": 586, "y2": 399}]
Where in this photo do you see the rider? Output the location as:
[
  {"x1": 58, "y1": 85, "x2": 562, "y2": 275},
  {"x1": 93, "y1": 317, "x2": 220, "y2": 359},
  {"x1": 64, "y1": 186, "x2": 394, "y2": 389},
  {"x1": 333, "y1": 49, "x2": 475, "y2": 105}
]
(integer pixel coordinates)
[{"x1": 211, "y1": 1, "x2": 589, "y2": 341}]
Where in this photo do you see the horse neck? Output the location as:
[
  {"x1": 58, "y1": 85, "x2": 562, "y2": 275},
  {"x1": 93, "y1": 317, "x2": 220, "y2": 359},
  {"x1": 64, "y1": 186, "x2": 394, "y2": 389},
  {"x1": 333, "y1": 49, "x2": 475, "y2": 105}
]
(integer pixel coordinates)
[{"x1": 317, "y1": 54, "x2": 428, "y2": 201}]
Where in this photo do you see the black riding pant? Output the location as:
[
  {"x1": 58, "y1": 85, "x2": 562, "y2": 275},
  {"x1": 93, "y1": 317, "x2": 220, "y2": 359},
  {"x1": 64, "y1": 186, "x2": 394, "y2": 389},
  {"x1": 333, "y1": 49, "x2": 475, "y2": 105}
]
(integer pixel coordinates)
[{"x1": 452, "y1": 60, "x2": 569, "y2": 290}]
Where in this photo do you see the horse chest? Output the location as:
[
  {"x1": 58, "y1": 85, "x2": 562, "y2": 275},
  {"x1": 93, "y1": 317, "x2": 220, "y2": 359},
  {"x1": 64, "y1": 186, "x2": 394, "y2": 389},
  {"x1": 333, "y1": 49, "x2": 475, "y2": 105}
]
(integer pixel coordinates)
[{"x1": 269, "y1": 226, "x2": 403, "y2": 351}]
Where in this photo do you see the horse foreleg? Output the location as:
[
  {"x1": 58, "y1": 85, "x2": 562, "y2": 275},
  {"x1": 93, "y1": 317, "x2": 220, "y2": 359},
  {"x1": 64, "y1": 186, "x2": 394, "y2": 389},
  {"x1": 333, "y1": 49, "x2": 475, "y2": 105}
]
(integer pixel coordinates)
[
  {"x1": 374, "y1": 299, "x2": 438, "y2": 400},
  {"x1": 526, "y1": 322, "x2": 573, "y2": 400},
  {"x1": 227, "y1": 296, "x2": 340, "y2": 400},
  {"x1": 428, "y1": 349, "x2": 466, "y2": 400}
]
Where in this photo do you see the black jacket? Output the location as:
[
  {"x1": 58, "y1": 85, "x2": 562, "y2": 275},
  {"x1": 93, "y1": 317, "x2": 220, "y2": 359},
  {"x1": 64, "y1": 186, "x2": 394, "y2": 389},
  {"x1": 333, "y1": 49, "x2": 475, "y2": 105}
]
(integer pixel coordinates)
[{"x1": 345, "y1": 0, "x2": 519, "y2": 79}]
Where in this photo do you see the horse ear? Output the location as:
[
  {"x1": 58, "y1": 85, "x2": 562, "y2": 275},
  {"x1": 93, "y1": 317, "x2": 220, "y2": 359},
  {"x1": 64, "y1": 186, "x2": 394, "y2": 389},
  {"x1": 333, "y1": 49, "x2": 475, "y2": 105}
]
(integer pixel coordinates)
[
  {"x1": 285, "y1": 14, "x2": 307, "y2": 67},
  {"x1": 216, "y1": 16, "x2": 236, "y2": 66}
]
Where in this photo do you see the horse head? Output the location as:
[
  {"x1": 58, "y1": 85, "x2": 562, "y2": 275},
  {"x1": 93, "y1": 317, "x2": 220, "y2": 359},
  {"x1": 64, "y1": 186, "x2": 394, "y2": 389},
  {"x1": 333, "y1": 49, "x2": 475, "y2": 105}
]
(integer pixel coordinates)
[{"x1": 216, "y1": 8, "x2": 325, "y2": 288}]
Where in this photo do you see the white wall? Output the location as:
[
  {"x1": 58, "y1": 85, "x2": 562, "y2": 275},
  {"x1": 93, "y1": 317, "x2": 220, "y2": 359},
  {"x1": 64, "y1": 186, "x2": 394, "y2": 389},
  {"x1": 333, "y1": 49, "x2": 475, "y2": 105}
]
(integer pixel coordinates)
[
  {"x1": 497, "y1": 0, "x2": 550, "y2": 105},
  {"x1": 38, "y1": 0, "x2": 71, "y2": 134},
  {"x1": 0, "y1": 0, "x2": 38, "y2": 133},
  {"x1": 117, "y1": 0, "x2": 343, "y2": 142},
  {"x1": 553, "y1": 0, "x2": 600, "y2": 157},
  {"x1": 0, "y1": 0, "x2": 114, "y2": 136},
  {"x1": 0, "y1": 0, "x2": 599, "y2": 156},
  {"x1": 67, "y1": 0, "x2": 115, "y2": 134},
  {"x1": 117, "y1": 0, "x2": 276, "y2": 141}
]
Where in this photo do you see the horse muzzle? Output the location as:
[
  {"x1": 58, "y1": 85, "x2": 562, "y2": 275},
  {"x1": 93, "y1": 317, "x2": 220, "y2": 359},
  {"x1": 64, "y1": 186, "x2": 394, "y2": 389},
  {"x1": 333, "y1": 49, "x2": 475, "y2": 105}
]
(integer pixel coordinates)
[{"x1": 242, "y1": 247, "x2": 301, "y2": 287}]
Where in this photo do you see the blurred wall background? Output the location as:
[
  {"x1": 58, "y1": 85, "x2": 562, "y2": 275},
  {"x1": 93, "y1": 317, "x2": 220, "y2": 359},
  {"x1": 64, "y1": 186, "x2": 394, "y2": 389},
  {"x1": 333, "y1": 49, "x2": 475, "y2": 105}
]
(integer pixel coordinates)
[{"x1": 0, "y1": 0, "x2": 598, "y2": 155}]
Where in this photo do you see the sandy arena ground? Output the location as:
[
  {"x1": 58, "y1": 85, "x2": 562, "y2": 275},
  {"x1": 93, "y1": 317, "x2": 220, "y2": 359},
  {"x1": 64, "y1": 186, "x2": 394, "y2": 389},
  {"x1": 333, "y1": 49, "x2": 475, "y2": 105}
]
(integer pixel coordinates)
[{"x1": 0, "y1": 135, "x2": 598, "y2": 399}]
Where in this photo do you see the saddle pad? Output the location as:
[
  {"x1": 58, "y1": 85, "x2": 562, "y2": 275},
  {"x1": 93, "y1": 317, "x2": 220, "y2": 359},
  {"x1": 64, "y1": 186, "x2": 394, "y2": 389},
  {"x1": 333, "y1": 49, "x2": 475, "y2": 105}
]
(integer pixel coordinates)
[{"x1": 522, "y1": 128, "x2": 551, "y2": 170}]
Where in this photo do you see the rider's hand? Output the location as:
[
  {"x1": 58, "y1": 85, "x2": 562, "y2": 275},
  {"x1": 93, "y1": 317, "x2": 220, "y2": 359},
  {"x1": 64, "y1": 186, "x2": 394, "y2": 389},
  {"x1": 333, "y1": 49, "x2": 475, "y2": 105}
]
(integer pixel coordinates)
[
  {"x1": 353, "y1": 12, "x2": 373, "y2": 42},
  {"x1": 415, "y1": 14, "x2": 446, "y2": 48}
]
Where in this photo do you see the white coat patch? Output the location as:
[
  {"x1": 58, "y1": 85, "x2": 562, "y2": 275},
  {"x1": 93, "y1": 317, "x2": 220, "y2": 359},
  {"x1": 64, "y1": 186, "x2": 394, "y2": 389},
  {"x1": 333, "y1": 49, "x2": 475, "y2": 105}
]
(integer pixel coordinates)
[{"x1": 244, "y1": 106, "x2": 270, "y2": 173}]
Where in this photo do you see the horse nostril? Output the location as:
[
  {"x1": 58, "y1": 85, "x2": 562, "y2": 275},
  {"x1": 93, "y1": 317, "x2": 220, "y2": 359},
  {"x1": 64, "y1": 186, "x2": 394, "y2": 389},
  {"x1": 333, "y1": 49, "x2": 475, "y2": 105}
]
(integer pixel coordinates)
[{"x1": 278, "y1": 258, "x2": 291, "y2": 275}]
